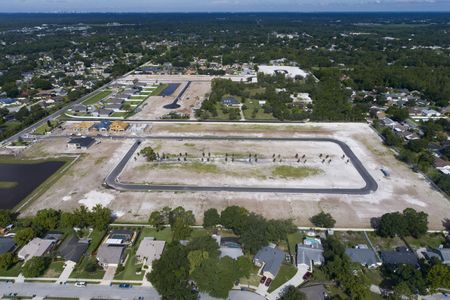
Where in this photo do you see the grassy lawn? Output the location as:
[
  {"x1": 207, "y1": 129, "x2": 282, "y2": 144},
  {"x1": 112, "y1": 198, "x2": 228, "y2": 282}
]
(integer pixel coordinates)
[
  {"x1": 86, "y1": 230, "x2": 106, "y2": 254},
  {"x1": 151, "y1": 84, "x2": 169, "y2": 96},
  {"x1": 363, "y1": 269, "x2": 383, "y2": 286},
  {"x1": 34, "y1": 120, "x2": 59, "y2": 135},
  {"x1": 366, "y1": 232, "x2": 404, "y2": 251},
  {"x1": 243, "y1": 99, "x2": 275, "y2": 120},
  {"x1": 272, "y1": 166, "x2": 322, "y2": 179},
  {"x1": 43, "y1": 260, "x2": 65, "y2": 278},
  {"x1": 0, "y1": 261, "x2": 23, "y2": 277},
  {"x1": 287, "y1": 232, "x2": 304, "y2": 256},
  {"x1": 0, "y1": 181, "x2": 18, "y2": 189},
  {"x1": 114, "y1": 251, "x2": 144, "y2": 281},
  {"x1": 111, "y1": 112, "x2": 128, "y2": 118},
  {"x1": 267, "y1": 264, "x2": 297, "y2": 293},
  {"x1": 69, "y1": 256, "x2": 105, "y2": 280},
  {"x1": 82, "y1": 90, "x2": 112, "y2": 105},
  {"x1": 239, "y1": 264, "x2": 261, "y2": 287},
  {"x1": 334, "y1": 231, "x2": 368, "y2": 248},
  {"x1": 139, "y1": 228, "x2": 173, "y2": 243},
  {"x1": 403, "y1": 233, "x2": 446, "y2": 249},
  {"x1": 153, "y1": 162, "x2": 220, "y2": 174}
]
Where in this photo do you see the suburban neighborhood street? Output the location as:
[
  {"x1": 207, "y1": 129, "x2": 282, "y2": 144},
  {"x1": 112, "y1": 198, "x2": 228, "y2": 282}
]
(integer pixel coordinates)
[{"x1": 0, "y1": 281, "x2": 160, "y2": 299}]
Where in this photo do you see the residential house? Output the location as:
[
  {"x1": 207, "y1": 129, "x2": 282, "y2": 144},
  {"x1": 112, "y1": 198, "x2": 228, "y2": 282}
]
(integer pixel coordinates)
[
  {"x1": 345, "y1": 245, "x2": 380, "y2": 268},
  {"x1": 380, "y1": 247, "x2": 418, "y2": 266},
  {"x1": 96, "y1": 244, "x2": 125, "y2": 269},
  {"x1": 44, "y1": 231, "x2": 64, "y2": 242},
  {"x1": 57, "y1": 235, "x2": 89, "y2": 264},
  {"x1": 136, "y1": 237, "x2": 165, "y2": 267},
  {"x1": 94, "y1": 109, "x2": 113, "y2": 118},
  {"x1": 421, "y1": 109, "x2": 441, "y2": 118},
  {"x1": 296, "y1": 243, "x2": 324, "y2": 271},
  {"x1": 253, "y1": 246, "x2": 285, "y2": 279},
  {"x1": 423, "y1": 248, "x2": 450, "y2": 266},
  {"x1": 104, "y1": 103, "x2": 123, "y2": 112},
  {"x1": 67, "y1": 137, "x2": 96, "y2": 150},
  {"x1": 72, "y1": 104, "x2": 88, "y2": 113},
  {"x1": 90, "y1": 120, "x2": 111, "y2": 133},
  {"x1": 221, "y1": 97, "x2": 240, "y2": 107},
  {"x1": 18, "y1": 238, "x2": 55, "y2": 261},
  {"x1": 434, "y1": 157, "x2": 450, "y2": 175},
  {"x1": 73, "y1": 121, "x2": 94, "y2": 132},
  {"x1": 0, "y1": 237, "x2": 15, "y2": 254},
  {"x1": 109, "y1": 121, "x2": 129, "y2": 132}
]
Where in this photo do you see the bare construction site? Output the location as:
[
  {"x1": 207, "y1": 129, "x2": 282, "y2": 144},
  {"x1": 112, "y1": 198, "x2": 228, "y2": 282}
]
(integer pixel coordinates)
[{"x1": 16, "y1": 122, "x2": 450, "y2": 229}]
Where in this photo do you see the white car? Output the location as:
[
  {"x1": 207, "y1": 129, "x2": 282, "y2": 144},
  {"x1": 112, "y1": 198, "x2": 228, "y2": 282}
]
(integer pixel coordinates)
[{"x1": 75, "y1": 281, "x2": 87, "y2": 287}]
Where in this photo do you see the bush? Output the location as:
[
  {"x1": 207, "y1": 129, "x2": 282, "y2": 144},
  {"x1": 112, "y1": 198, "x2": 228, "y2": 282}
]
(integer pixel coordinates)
[
  {"x1": 84, "y1": 258, "x2": 98, "y2": 273},
  {"x1": 310, "y1": 212, "x2": 336, "y2": 228}
]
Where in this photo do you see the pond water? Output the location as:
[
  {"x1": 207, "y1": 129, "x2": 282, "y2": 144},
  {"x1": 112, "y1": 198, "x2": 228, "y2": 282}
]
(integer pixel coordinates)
[{"x1": 0, "y1": 161, "x2": 65, "y2": 209}]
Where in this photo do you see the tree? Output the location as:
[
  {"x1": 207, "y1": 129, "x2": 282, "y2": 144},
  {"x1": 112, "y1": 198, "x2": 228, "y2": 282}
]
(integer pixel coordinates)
[
  {"x1": 240, "y1": 213, "x2": 269, "y2": 254},
  {"x1": 186, "y1": 236, "x2": 220, "y2": 258},
  {"x1": 22, "y1": 256, "x2": 50, "y2": 278},
  {"x1": 387, "y1": 106, "x2": 409, "y2": 122},
  {"x1": 90, "y1": 204, "x2": 112, "y2": 230},
  {"x1": 382, "y1": 264, "x2": 427, "y2": 295},
  {"x1": 172, "y1": 214, "x2": 194, "y2": 241},
  {"x1": 0, "y1": 209, "x2": 15, "y2": 227},
  {"x1": 14, "y1": 228, "x2": 35, "y2": 247},
  {"x1": 220, "y1": 206, "x2": 249, "y2": 234},
  {"x1": 149, "y1": 211, "x2": 165, "y2": 231},
  {"x1": 140, "y1": 146, "x2": 157, "y2": 162},
  {"x1": 310, "y1": 212, "x2": 336, "y2": 228},
  {"x1": 278, "y1": 286, "x2": 307, "y2": 300},
  {"x1": 203, "y1": 208, "x2": 220, "y2": 228},
  {"x1": 191, "y1": 256, "x2": 242, "y2": 299},
  {"x1": 376, "y1": 212, "x2": 408, "y2": 238},
  {"x1": 148, "y1": 242, "x2": 196, "y2": 300},
  {"x1": 34, "y1": 209, "x2": 60, "y2": 230},
  {"x1": 427, "y1": 263, "x2": 450, "y2": 292},
  {"x1": 60, "y1": 212, "x2": 77, "y2": 229},
  {"x1": 187, "y1": 250, "x2": 209, "y2": 274},
  {"x1": 0, "y1": 253, "x2": 17, "y2": 270},
  {"x1": 403, "y1": 208, "x2": 428, "y2": 238},
  {"x1": 84, "y1": 258, "x2": 99, "y2": 273}
]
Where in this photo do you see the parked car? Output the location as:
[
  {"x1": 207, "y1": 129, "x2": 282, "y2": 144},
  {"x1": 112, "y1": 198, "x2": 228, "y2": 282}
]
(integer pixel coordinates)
[
  {"x1": 303, "y1": 272, "x2": 313, "y2": 280},
  {"x1": 75, "y1": 281, "x2": 87, "y2": 287},
  {"x1": 260, "y1": 276, "x2": 267, "y2": 284},
  {"x1": 118, "y1": 283, "x2": 132, "y2": 288},
  {"x1": 265, "y1": 278, "x2": 272, "y2": 286}
]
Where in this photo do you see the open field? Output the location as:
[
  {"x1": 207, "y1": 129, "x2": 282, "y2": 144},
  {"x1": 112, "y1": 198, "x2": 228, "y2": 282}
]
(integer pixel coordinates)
[
  {"x1": 82, "y1": 90, "x2": 112, "y2": 105},
  {"x1": 16, "y1": 122, "x2": 450, "y2": 229},
  {"x1": 121, "y1": 139, "x2": 365, "y2": 189}
]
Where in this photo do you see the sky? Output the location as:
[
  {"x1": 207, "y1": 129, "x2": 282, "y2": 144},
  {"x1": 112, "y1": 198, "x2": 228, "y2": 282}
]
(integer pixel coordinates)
[{"x1": 0, "y1": 0, "x2": 449, "y2": 12}]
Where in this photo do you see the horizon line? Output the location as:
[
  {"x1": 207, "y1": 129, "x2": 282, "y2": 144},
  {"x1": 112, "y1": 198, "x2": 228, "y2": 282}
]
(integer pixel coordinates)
[{"x1": 0, "y1": 11, "x2": 449, "y2": 14}]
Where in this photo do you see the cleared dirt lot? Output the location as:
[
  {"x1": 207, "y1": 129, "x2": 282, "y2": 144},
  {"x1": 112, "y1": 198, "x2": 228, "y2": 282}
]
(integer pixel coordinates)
[
  {"x1": 20, "y1": 122, "x2": 450, "y2": 229},
  {"x1": 121, "y1": 139, "x2": 365, "y2": 189},
  {"x1": 130, "y1": 81, "x2": 211, "y2": 120}
]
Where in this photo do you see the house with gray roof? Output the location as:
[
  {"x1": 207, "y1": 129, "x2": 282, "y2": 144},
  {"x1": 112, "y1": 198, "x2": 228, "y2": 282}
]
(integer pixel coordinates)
[
  {"x1": 296, "y1": 243, "x2": 324, "y2": 271},
  {"x1": 0, "y1": 237, "x2": 15, "y2": 254},
  {"x1": 57, "y1": 235, "x2": 89, "y2": 264},
  {"x1": 380, "y1": 247, "x2": 418, "y2": 266},
  {"x1": 18, "y1": 238, "x2": 55, "y2": 261},
  {"x1": 345, "y1": 247, "x2": 380, "y2": 268},
  {"x1": 136, "y1": 237, "x2": 165, "y2": 267},
  {"x1": 253, "y1": 246, "x2": 285, "y2": 279},
  {"x1": 423, "y1": 248, "x2": 450, "y2": 266},
  {"x1": 96, "y1": 244, "x2": 125, "y2": 269}
]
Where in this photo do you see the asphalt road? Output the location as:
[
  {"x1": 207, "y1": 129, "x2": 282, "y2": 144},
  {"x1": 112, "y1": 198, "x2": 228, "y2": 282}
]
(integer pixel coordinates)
[
  {"x1": 104, "y1": 136, "x2": 378, "y2": 195},
  {"x1": 0, "y1": 281, "x2": 159, "y2": 300}
]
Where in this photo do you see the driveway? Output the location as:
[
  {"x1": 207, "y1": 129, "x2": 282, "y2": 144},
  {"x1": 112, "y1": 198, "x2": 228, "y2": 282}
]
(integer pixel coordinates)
[
  {"x1": 266, "y1": 265, "x2": 309, "y2": 300},
  {"x1": 101, "y1": 265, "x2": 117, "y2": 285},
  {"x1": 0, "y1": 281, "x2": 159, "y2": 300},
  {"x1": 56, "y1": 261, "x2": 76, "y2": 284}
]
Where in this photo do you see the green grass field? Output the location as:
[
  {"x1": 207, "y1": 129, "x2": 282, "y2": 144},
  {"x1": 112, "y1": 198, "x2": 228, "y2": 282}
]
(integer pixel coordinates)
[
  {"x1": 0, "y1": 261, "x2": 23, "y2": 277},
  {"x1": 82, "y1": 90, "x2": 112, "y2": 105},
  {"x1": 43, "y1": 260, "x2": 65, "y2": 278},
  {"x1": 272, "y1": 166, "x2": 322, "y2": 179},
  {"x1": 34, "y1": 120, "x2": 59, "y2": 135},
  {"x1": 151, "y1": 84, "x2": 169, "y2": 96},
  {"x1": 243, "y1": 99, "x2": 276, "y2": 120}
]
